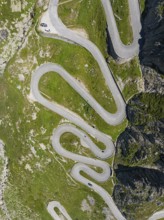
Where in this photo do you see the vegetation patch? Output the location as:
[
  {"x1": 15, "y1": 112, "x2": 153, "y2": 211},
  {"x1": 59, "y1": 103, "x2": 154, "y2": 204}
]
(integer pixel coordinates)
[
  {"x1": 0, "y1": 0, "x2": 143, "y2": 219},
  {"x1": 127, "y1": 92, "x2": 164, "y2": 125},
  {"x1": 110, "y1": 0, "x2": 133, "y2": 45},
  {"x1": 139, "y1": 0, "x2": 146, "y2": 13}
]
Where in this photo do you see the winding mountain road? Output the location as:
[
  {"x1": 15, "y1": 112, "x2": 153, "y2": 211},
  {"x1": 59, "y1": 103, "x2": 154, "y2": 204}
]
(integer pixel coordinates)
[
  {"x1": 49, "y1": 0, "x2": 141, "y2": 60},
  {"x1": 101, "y1": 0, "x2": 141, "y2": 59},
  {"x1": 30, "y1": 0, "x2": 142, "y2": 219},
  {"x1": 148, "y1": 210, "x2": 164, "y2": 220}
]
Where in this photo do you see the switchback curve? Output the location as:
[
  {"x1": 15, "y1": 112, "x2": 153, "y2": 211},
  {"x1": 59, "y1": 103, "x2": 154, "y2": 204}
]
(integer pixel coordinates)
[{"x1": 30, "y1": 0, "x2": 141, "y2": 219}]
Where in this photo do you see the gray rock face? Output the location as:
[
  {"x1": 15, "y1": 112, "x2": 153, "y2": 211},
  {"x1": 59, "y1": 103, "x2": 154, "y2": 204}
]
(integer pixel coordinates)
[
  {"x1": 113, "y1": 166, "x2": 164, "y2": 220},
  {"x1": 115, "y1": 119, "x2": 164, "y2": 168},
  {"x1": 113, "y1": 107, "x2": 164, "y2": 219},
  {"x1": 142, "y1": 66, "x2": 164, "y2": 94},
  {"x1": 113, "y1": 0, "x2": 164, "y2": 219},
  {"x1": 126, "y1": 93, "x2": 164, "y2": 125},
  {"x1": 0, "y1": 29, "x2": 8, "y2": 41},
  {"x1": 139, "y1": 0, "x2": 164, "y2": 95},
  {"x1": 139, "y1": 0, "x2": 164, "y2": 75},
  {"x1": 0, "y1": 5, "x2": 35, "y2": 75}
]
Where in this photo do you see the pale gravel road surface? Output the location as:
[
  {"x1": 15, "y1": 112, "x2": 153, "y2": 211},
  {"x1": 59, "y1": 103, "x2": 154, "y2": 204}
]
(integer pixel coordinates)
[
  {"x1": 148, "y1": 210, "x2": 164, "y2": 220},
  {"x1": 47, "y1": 201, "x2": 72, "y2": 220}
]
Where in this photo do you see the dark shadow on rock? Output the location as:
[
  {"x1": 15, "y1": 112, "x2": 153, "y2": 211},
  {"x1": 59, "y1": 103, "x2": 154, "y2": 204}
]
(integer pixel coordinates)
[
  {"x1": 115, "y1": 165, "x2": 164, "y2": 189},
  {"x1": 106, "y1": 26, "x2": 118, "y2": 60},
  {"x1": 139, "y1": 0, "x2": 164, "y2": 75}
]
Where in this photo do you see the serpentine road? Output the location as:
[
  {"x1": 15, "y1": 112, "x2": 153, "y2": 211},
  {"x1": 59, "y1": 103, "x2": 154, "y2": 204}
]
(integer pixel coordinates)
[
  {"x1": 30, "y1": 0, "x2": 142, "y2": 219},
  {"x1": 148, "y1": 210, "x2": 164, "y2": 220}
]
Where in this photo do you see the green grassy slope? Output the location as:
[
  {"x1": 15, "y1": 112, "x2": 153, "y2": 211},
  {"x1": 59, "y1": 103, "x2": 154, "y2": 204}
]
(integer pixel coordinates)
[{"x1": 0, "y1": 0, "x2": 142, "y2": 219}]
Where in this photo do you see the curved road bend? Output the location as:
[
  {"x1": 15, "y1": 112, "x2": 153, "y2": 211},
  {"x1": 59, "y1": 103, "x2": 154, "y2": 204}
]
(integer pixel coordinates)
[
  {"x1": 101, "y1": 0, "x2": 141, "y2": 59},
  {"x1": 31, "y1": 63, "x2": 125, "y2": 126},
  {"x1": 49, "y1": 0, "x2": 141, "y2": 60},
  {"x1": 31, "y1": 65, "x2": 126, "y2": 219},
  {"x1": 31, "y1": 63, "x2": 116, "y2": 159},
  {"x1": 51, "y1": 124, "x2": 126, "y2": 220},
  {"x1": 48, "y1": 0, "x2": 127, "y2": 125},
  {"x1": 30, "y1": 0, "x2": 142, "y2": 219},
  {"x1": 148, "y1": 210, "x2": 164, "y2": 220},
  {"x1": 47, "y1": 201, "x2": 72, "y2": 220}
]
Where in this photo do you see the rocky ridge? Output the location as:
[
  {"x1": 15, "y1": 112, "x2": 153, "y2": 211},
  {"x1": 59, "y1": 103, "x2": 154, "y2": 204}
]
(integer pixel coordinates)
[
  {"x1": 0, "y1": 140, "x2": 10, "y2": 220},
  {"x1": 0, "y1": 0, "x2": 49, "y2": 75},
  {"x1": 113, "y1": 0, "x2": 164, "y2": 219}
]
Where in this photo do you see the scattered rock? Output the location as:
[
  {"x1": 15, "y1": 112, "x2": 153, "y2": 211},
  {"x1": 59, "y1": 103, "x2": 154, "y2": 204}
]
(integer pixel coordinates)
[
  {"x1": 25, "y1": 163, "x2": 33, "y2": 173},
  {"x1": 141, "y1": 66, "x2": 164, "y2": 94},
  {"x1": 81, "y1": 199, "x2": 92, "y2": 212},
  {"x1": 10, "y1": 0, "x2": 21, "y2": 12},
  {"x1": 102, "y1": 207, "x2": 115, "y2": 220},
  {"x1": 87, "y1": 195, "x2": 95, "y2": 206},
  {"x1": 0, "y1": 29, "x2": 8, "y2": 41},
  {"x1": 0, "y1": 140, "x2": 11, "y2": 220}
]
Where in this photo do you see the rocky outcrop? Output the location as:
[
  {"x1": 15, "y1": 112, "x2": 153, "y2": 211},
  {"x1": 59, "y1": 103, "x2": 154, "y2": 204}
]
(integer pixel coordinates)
[
  {"x1": 141, "y1": 66, "x2": 164, "y2": 94},
  {"x1": 113, "y1": 166, "x2": 164, "y2": 220},
  {"x1": 0, "y1": 4, "x2": 35, "y2": 75},
  {"x1": 139, "y1": 0, "x2": 164, "y2": 93},
  {"x1": 139, "y1": 0, "x2": 164, "y2": 75},
  {"x1": 0, "y1": 30, "x2": 8, "y2": 42},
  {"x1": 113, "y1": 93, "x2": 164, "y2": 220},
  {"x1": 113, "y1": 100, "x2": 164, "y2": 220},
  {"x1": 127, "y1": 92, "x2": 164, "y2": 125},
  {"x1": 115, "y1": 118, "x2": 164, "y2": 167},
  {"x1": 139, "y1": 0, "x2": 164, "y2": 95},
  {"x1": 113, "y1": 0, "x2": 164, "y2": 219}
]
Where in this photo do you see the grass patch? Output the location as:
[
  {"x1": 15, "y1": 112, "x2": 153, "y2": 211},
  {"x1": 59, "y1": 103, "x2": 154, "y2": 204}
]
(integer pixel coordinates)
[
  {"x1": 124, "y1": 199, "x2": 164, "y2": 220},
  {"x1": 0, "y1": 0, "x2": 142, "y2": 219},
  {"x1": 128, "y1": 93, "x2": 164, "y2": 125},
  {"x1": 0, "y1": 24, "x2": 124, "y2": 220},
  {"x1": 58, "y1": 0, "x2": 107, "y2": 55},
  {"x1": 1, "y1": 75, "x2": 110, "y2": 220},
  {"x1": 109, "y1": 57, "x2": 142, "y2": 100},
  {"x1": 58, "y1": 0, "x2": 133, "y2": 51},
  {"x1": 157, "y1": 1, "x2": 164, "y2": 17},
  {"x1": 110, "y1": 0, "x2": 133, "y2": 45},
  {"x1": 114, "y1": 92, "x2": 164, "y2": 167},
  {"x1": 139, "y1": 0, "x2": 146, "y2": 13}
]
